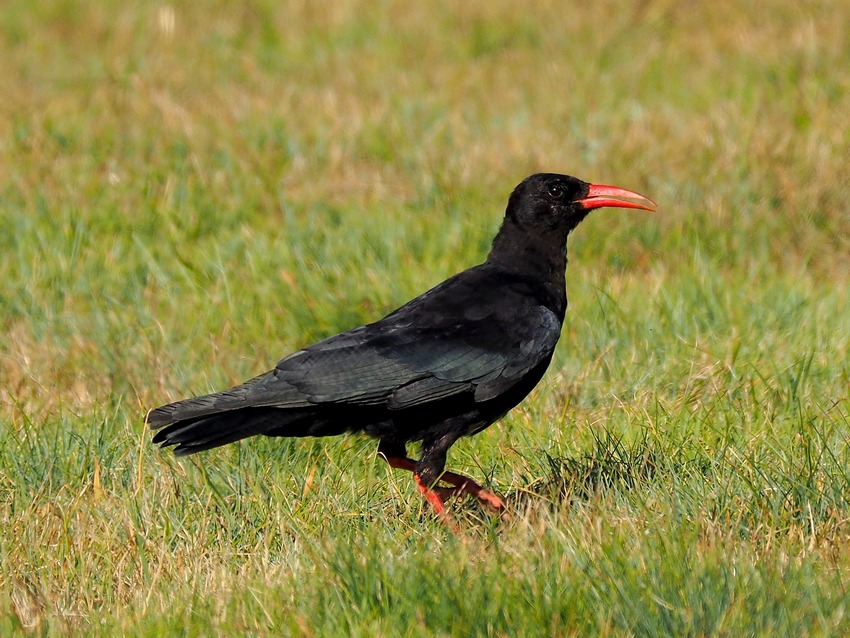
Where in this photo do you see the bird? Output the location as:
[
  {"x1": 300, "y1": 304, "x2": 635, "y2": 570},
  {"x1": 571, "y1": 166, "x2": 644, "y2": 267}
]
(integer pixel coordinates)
[{"x1": 147, "y1": 173, "x2": 655, "y2": 524}]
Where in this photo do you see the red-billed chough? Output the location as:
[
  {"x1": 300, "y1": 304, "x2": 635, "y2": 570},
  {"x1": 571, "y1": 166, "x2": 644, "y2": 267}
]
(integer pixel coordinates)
[{"x1": 147, "y1": 173, "x2": 655, "y2": 523}]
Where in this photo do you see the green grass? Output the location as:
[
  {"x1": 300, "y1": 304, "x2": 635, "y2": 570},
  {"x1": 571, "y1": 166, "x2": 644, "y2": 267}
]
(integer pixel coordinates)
[{"x1": 2, "y1": 0, "x2": 850, "y2": 635}]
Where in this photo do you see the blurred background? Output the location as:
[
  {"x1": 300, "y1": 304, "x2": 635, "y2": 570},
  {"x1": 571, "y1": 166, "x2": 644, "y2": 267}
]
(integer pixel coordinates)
[
  {"x1": 1, "y1": 1, "x2": 849, "y2": 634},
  {"x1": 3, "y1": 0, "x2": 846, "y2": 409}
]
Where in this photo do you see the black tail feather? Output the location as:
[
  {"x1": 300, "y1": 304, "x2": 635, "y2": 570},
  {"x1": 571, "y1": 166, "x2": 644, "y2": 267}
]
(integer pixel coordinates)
[{"x1": 151, "y1": 407, "x2": 306, "y2": 455}]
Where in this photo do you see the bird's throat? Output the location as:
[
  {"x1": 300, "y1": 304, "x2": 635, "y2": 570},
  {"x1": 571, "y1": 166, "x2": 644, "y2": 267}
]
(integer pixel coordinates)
[
  {"x1": 486, "y1": 219, "x2": 570, "y2": 282},
  {"x1": 485, "y1": 220, "x2": 570, "y2": 316}
]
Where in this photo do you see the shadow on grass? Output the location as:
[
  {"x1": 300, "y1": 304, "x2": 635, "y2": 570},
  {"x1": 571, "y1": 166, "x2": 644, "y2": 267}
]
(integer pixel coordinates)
[
  {"x1": 445, "y1": 430, "x2": 684, "y2": 529},
  {"x1": 504, "y1": 430, "x2": 680, "y2": 511}
]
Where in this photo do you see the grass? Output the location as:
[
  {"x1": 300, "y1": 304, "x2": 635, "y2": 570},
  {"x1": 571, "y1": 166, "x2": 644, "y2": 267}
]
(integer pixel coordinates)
[{"x1": 1, "y1": 0, "x2": 849, "y2": 634}]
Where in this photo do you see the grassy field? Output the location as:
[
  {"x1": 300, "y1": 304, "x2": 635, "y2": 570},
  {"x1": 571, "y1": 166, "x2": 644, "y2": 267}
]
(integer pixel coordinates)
[{"x1": 2, "y1": 0, "x2": 849, "y2": 635}]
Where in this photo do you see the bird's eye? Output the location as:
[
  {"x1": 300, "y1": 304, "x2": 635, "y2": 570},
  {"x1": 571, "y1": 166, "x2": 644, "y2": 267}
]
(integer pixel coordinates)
[{"x1": 547, "y1": 184, "x2": 564, "y2": 199}]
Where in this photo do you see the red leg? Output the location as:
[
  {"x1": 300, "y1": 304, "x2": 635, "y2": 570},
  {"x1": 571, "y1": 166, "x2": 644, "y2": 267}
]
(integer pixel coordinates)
[
  {"x1": 378, "y1": 444, "x2": 505, "y2": 512},
  {"x1": 414, "y1": 474, "x2": 459, "y2": 532},
  {"x1": 434, "y1": 470, "x2": 505, "y2": 511},
  {"x1": 380, "y1": 452, "x2": 416, "y2": 473}
]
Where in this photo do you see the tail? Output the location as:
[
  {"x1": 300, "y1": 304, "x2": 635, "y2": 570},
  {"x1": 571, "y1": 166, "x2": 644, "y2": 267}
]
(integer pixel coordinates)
[
  {"x1": 149, "y1": 404, "x2": 311, "y2": 455},
  {"x1": 147, "y1": 376, "x2": 350, "y2": 455}
]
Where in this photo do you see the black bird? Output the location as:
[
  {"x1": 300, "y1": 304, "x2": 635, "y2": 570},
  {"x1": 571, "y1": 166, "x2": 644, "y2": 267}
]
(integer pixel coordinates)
[{"x1": 148, "y1": 173, "x2": 655, "y2": 521}]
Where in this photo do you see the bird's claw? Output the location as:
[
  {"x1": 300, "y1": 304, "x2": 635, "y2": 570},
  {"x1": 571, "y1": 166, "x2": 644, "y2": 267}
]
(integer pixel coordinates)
[
  {"x1": 384, "y1": 452, "x2": 506, "y2": 527},
  {"x1": 432, "y1": 483, "x2": 504, "y2": 511},
  {"x1": 414, "y1": 475, "x2": 460, "y2": 533}
]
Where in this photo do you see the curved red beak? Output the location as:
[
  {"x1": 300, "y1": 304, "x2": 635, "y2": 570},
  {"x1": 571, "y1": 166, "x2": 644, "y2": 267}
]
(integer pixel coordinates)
[{"x1": 576, "y1": 183, "x2": 656, "y2": 212}]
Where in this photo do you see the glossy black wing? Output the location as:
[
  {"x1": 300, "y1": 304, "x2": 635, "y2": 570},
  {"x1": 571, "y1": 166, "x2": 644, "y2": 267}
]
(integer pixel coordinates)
[{"x1": 263, "y1": 270, "x2": 563, "y2": 409}]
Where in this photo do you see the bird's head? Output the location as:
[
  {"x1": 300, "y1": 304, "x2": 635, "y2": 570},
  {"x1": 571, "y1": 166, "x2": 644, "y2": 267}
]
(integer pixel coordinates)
[
  {"x1": 488, "y1": 173, "x2": 656, "y2": 277},
  {"x1": 506, "y1": 173, "x2": 656, "y2": 233}
]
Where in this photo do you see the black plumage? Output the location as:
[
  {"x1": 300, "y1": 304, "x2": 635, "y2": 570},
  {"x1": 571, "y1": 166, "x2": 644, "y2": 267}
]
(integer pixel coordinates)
[{"x1": 148, "y1": 173, "x2": 655, "y2": 520}]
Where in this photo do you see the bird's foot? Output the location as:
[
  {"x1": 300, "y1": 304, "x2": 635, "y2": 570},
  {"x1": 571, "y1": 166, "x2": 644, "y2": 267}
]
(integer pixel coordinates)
[
  {"x1": 380, "y1": 449, "x2": 506, "y2": 524},
  {"x1": 414, "y1": 474, "x2": 460, "y2": 533},
  {"x1": 434, "y1": 470, "x2": 505, "y2": 512}
]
